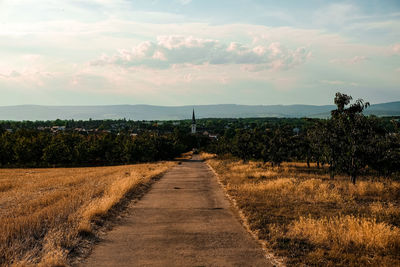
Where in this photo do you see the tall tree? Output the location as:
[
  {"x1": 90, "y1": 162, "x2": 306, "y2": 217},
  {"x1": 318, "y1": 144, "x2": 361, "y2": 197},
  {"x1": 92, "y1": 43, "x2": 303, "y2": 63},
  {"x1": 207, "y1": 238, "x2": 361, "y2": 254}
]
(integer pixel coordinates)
[{"x1": 330, "y1": 92, "x2": 370, "y2": 184}]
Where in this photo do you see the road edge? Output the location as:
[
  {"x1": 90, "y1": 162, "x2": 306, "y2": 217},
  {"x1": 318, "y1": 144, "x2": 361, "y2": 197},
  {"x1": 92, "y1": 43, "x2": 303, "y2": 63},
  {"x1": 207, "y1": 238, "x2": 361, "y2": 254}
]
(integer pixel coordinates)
[
  {"x1": 71, "y1": 163, "x2": 177, "y2": 266},
  {"x1": 205, "y1": 161, "x2": 286, "y2": 267}
]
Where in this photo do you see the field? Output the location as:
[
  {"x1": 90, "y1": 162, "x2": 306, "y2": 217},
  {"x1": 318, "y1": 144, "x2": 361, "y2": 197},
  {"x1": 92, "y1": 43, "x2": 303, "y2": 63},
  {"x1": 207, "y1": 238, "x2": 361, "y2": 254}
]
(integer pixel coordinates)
[
  {"x1": 0, "y1": 162, "x2": 175, "y2": 266},
  {"x1": 202, "y1": 153, "x2": 400, "y2": 266}
]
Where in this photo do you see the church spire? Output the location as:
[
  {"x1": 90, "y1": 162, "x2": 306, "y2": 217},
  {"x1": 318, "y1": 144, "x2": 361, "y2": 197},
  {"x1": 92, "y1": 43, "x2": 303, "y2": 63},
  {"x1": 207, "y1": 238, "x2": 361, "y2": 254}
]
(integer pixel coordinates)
[{"x1": 191, "y1": 109, "x2": 196, "y2": 134}]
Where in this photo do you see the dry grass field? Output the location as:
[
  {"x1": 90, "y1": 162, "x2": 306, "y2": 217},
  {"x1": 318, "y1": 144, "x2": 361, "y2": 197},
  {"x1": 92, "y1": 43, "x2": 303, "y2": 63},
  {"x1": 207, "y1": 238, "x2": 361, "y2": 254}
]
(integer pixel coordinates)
[
  {"x1": 202, "y1": 153, "x2": 400, "y2": 266},
  {"x1": 0, "y1": 162, "x2": 175, "y2": 266}
]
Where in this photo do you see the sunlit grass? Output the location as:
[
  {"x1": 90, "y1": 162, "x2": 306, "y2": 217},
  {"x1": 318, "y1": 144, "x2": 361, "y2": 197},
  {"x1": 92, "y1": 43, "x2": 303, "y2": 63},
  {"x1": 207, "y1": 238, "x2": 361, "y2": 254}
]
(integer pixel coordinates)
[
  {"x1": 203, "y1": 153, "x2": 400, "y2": 266},
  {"x1": 0, "y1": 162, "x2": 175, "y2": 266},
  {"x1": 288, "y1": 215, "x2": 400, "y2": 251}
]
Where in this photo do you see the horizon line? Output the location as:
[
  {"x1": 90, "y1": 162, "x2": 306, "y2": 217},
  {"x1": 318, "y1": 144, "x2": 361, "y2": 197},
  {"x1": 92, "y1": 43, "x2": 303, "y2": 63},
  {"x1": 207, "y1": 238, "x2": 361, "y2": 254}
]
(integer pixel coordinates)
[{"x1": 0, "y1": 101, "x2": 399, "y2": 108}]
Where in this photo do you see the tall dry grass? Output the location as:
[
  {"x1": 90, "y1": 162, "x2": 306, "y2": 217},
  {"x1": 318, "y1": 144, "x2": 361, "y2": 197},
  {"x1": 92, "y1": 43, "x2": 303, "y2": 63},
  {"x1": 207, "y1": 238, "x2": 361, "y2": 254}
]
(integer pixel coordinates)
[
  {"x1": 0, "y1": 162, "x2": 175, "y2": 266},
  {"x1": 288, "y1": 215, "x2": 400, "y2": 251},
  {"x1": 203, "y1": 153, "x2": 400, "y2": 266}
]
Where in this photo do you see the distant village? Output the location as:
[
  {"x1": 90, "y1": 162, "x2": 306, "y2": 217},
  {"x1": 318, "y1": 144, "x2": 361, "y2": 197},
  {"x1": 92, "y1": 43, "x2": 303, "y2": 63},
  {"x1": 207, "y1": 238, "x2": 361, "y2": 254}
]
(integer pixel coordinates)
[
  {"x1": 1, "y1": 111, "x2": 220, "y2": 139},
  {"x1": 2, "y1": 112, "x2": 399, "y2": 139}
]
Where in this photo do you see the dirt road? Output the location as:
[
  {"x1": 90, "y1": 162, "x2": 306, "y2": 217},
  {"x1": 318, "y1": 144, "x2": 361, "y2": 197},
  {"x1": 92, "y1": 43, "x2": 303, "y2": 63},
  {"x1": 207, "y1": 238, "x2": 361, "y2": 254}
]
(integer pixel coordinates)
[{"x1": 82, "y1": 155, "x2": 271, "y2": 266}]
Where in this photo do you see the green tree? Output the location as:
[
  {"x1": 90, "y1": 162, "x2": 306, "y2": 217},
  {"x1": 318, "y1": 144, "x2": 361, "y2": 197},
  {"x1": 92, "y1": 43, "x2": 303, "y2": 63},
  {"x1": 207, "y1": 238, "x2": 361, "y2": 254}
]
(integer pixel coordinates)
[
  {"x1": 330, "y1": 92, "x2": 370, "y2": 184},
  {"x1": 42, "y1": 135, "x2": 72, "y2": 165},
  {"x1": 232, "y1": 129, "x2": 257, "y2": 162},
  {"x1": 268, "y1": 127, "x2": 290, "y2": 166}
]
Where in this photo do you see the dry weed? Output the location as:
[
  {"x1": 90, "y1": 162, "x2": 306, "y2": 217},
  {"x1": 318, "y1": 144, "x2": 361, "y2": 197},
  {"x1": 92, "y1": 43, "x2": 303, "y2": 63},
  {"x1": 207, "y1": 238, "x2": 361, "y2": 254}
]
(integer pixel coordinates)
[{"x1": 288, "y1": 215, "x2": 400, "y2": 251}]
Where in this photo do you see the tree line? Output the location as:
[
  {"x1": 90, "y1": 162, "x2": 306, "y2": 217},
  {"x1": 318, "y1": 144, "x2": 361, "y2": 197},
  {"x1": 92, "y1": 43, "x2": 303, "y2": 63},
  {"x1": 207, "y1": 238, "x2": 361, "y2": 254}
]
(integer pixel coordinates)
[
  {"x1": 1, "y1": 92, "x2": 399, "y2": 183},
  {"x1": 0, "y1": 130, "x2": 195, "y2": 167},
  {"x1": 205, "y1": 93, "x2": 400, "y2": 183}
]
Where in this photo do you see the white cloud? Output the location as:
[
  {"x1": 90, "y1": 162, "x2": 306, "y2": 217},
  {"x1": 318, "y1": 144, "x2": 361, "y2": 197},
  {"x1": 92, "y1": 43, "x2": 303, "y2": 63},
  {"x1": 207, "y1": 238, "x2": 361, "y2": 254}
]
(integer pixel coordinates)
[
  {"x1": 321, "y1": 80, "x2": 344, "y2": 85},
  {"x1": 91, "y1": 35, "x2": 310, "y2": 71},
  {"x1": 0, "y1": 0, "x2": 398, "y2": 105},
  {"x1": 0, "y1": 68, "x2": 54, "y2": 87},
  {"x1": 0, "y1": 54, "x2": 56, "y2": 87},
  {"x1": 313, "y1": 4, "x2": 358, "y2": 26},
  {"x1": 0, "y1": 70, "x2": 21, "y2": 79},
  {"x1": 330, "y1": 55, "x2": 368, "y2": 65},
  {"x1": 320, "y1": 80, "x2": 359, "y2": 86},
  {"x1": 392, "y1": 43, "x2": 400, "y2": 55}
]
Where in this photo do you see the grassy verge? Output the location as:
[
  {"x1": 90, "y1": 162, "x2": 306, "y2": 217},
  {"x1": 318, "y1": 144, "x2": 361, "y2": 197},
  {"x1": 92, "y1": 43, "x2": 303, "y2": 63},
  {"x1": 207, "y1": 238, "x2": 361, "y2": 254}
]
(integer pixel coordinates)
[
  {"x1": 0, "y1": 161, "x2": 175, "y2": 266},
  {"x1": 202, "y1": 153, "x2": 400, "y2": 266}
]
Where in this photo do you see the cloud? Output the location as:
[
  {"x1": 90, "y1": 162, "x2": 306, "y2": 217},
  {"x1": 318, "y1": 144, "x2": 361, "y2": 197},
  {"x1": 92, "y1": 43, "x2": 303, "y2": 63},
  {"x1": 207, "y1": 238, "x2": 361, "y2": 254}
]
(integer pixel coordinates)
[
  {"x1": 0, "y1": 66, "x2": 55, "y2": 87},
  {"x1": 91, "y1": 35, "x2": 310, "y2": 71},
  {"x1": 313, "y1": 4, "x2": 358, "y2": 26},
  {"x1": 178, "y1": 0, "x2": 191, "y2": 5},
  {"x1": 0, "y1": 70, "x2": 21, "y2": 79},
  {"x1": 320, "y1": 80, "x2": 359, "y2": 87},
  {"x1": 330, "y1": 56, "x2": 368, "y2": 65},
  {"x1": 321, "y1": 80, "x2": 344, "y2": 85},
  {"x1": 392, "y1": 43, "x2": 400, "y2": 55}
]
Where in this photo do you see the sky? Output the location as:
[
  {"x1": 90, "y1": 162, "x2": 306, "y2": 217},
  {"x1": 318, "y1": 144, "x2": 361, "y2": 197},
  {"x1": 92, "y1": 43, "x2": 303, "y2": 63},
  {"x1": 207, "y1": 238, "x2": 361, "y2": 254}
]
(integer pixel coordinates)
[{"x1": 0, "y1": 0, "x2": 399, "y2": 106}]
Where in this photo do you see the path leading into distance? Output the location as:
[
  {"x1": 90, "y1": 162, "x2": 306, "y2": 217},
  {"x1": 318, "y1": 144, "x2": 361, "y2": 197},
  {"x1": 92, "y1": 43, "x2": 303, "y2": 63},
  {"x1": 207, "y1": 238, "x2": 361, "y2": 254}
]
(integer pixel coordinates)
[{"x1": 82, "y1": 155, "x2": 271, "y2": 267}]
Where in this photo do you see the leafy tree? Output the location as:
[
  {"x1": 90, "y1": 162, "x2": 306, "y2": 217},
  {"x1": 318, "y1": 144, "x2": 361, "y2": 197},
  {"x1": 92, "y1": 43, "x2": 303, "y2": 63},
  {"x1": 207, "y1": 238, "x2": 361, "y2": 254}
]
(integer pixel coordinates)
[
  {"x1": 367, "y1": 121, "x2": 400, "y2": 176},
  {"x1": 268, "y1": 127, "x2": 290, "y2": 166},
  {"x1": 232, "y1": 129, "x2": 257, "y2": 162},
  {"x1": 306, "y1": 123, "x2": 326, "y2": 168},
  {"x1": 330, "y1": 92, "x2": 370, "y2": 183},
  {"x1": 42, "y1": 137, "x2": 72, "y2": 165},
  {"x1": 0, "y1": 133, "x2": 15, "y2": 166}
]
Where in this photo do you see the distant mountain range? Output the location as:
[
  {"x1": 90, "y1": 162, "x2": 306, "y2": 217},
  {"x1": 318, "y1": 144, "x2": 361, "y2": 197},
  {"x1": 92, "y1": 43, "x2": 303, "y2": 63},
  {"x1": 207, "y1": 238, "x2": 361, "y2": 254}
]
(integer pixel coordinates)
[{"x1": 0, "y1": 102, "x2": 399, "y2": 121}]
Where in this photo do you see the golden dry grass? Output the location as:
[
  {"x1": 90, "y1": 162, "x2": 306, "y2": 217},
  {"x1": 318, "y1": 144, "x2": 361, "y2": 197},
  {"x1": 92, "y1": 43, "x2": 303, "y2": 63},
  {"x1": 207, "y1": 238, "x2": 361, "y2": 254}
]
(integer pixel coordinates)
[
  {"x1": 203, "y1": 153, "x2": 400, "y2": 266},
  {"x1": 0, "y1": 162, "x2": 175, "y2": 266},
  {"x1": 199, "y1": 152, "x2": 216, "y2": 161},
  {"x1": 288, "y1": 215, "x2": 400, "y2": 251},
  {"x1": 174, "y1": 151, "x2": 193, "y2": 161}
]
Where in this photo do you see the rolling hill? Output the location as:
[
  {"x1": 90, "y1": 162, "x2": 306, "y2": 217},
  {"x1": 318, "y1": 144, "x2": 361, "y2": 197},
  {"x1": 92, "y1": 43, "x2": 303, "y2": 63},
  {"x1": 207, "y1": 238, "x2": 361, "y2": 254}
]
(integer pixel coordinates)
[{"x1": 0, "y1": 102, "x2": 399, "y2": 121}]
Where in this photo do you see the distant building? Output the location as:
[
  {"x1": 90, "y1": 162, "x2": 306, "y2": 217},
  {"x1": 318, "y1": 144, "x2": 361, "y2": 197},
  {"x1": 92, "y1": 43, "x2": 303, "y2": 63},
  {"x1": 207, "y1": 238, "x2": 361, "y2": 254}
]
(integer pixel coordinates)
[
  {"x1": 97, "y1": 129, "x2": 111, "y2": 133},
  {"x1": 191, "y1": 109, "x2": 196, "y2": 134},
  {"x1": 51, "y1": 126, "x2": 66, "y2": 133},
  {"x1": 74, "y1": 128, "x2": 87, "y2": 133},
  {"x1": 209, "y1": 134, "x2": 218, "y2": 139}
]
